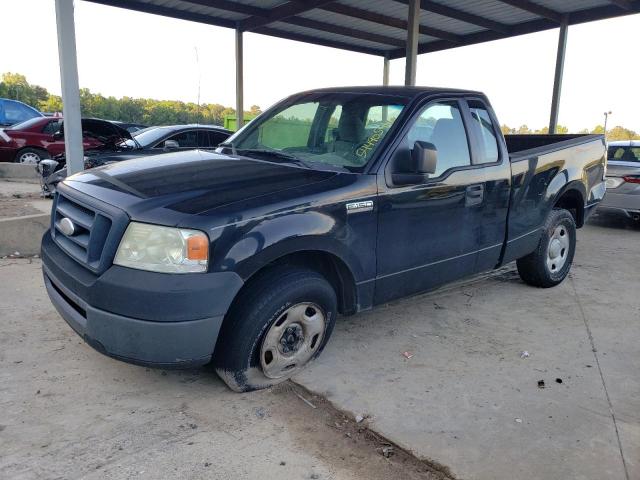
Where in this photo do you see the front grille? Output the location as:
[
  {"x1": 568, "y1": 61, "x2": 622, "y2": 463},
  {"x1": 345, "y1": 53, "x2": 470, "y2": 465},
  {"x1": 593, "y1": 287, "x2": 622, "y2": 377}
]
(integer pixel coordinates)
[{"x1": 51, "y1": 185, "x2": 129, "y2": 274}]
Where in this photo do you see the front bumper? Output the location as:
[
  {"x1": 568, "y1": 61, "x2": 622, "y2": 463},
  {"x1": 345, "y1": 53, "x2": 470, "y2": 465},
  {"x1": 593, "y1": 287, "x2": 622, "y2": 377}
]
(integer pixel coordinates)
[{"x1": 42, "y1": 230, "x2": 244, "y2": 368}]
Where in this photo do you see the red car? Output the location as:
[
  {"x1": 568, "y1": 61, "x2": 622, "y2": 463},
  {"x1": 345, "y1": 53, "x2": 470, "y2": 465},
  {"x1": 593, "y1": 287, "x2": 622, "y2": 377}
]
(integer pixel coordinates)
[{"x1": 0, "y1": 117, "x2": 104, "y2": 164}]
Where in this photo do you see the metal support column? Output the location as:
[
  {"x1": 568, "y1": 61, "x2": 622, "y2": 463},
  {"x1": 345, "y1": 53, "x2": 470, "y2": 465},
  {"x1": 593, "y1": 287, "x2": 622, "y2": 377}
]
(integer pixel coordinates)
[
  {"x1": 382, "y1": 54, "x2": 390, "y2": 86},
  {"x1": 404, "y1": 0, "x2": 420, "y2": 86},
  {"x1": 235, "y1": 27, "x2": 244, "y2": 130},
  {"x1": 549, "y1": 18, "x2": 568, "y2": 134},
  {"x1": 55, "y1": 0, "x2": 84, "y2": 174}
]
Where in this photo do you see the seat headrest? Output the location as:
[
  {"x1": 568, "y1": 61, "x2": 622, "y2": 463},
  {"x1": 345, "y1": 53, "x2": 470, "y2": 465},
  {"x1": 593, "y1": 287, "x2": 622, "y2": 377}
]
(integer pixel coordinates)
[{"x1": 337, "y1": 110, "x2": 365, "y2": 143}]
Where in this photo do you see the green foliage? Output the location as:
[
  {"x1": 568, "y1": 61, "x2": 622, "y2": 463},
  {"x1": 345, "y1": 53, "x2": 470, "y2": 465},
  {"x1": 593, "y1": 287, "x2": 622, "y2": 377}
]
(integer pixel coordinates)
[{"x1": 0, "y1": 72, "x2": 255, "y2": 127}]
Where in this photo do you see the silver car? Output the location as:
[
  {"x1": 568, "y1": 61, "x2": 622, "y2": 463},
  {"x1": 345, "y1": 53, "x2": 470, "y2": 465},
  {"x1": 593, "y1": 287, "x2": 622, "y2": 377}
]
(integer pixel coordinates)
[{"x1": 598, "y1": 140, "x2": 640, "y2": 221}]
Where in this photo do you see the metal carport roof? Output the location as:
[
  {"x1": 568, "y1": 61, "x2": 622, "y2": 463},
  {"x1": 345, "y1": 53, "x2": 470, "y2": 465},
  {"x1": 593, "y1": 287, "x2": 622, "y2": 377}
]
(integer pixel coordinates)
[
  {"x1": 54, "y1": 0, "x2": 639, "y2": 174},
  {"x1": 86, "y1": 0, "x2": 640, "y2": 59}
]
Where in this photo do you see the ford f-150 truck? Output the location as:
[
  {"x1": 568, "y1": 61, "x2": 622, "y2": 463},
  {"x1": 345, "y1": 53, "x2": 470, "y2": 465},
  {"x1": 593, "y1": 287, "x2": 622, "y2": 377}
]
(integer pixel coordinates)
[{"x1": 41, "y1": 87, "x2": 606, "y2": 392}]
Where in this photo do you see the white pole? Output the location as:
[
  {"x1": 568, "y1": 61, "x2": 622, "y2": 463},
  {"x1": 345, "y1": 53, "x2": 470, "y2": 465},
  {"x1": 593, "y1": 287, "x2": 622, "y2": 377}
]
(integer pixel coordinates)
[{"x1": 55, "y1": 0, "x2": 84, "y2": 175}]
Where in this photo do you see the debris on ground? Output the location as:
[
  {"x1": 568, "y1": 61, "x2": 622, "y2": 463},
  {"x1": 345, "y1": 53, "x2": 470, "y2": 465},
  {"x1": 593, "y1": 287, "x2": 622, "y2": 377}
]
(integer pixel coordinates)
[
  {"x1": 355, "y1": 414, "x2": 365, "y2": 423},
  {"x1": 295, "y1": 391, "x2": 317, "y2": 409},
  {"x1": 520, "y1": 351, "x2": 530, "y2": 359},
  {"x1": 537, "y1": 380, "x2": 545, "y2": 389},
  {"x1": 402, "y1": 351, "x2": 414, "y2": 360},
  {"x1": 515, "y1": 418, "x2": 523, "y2": 423},
  {"x1": 433, "y1": 303, "x2": 445, "y2": 310},
  {"x1": 555, "y1": 378, "x2": 563, "y2": 384},
  {"x1": 381, "y1": 445, "x2": 395, "y2": 458},
  {"x1": 255, "y1": 407, "x2": 266, "y2": 419}
]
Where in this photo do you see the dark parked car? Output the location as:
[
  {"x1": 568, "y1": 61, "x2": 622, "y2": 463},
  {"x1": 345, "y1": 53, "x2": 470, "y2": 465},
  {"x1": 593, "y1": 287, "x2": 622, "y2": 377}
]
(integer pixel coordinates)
[
  {"x1": 0, "y1": 98, "x2": 44, "y2": 126},
  {"x1": 40, "y1": 124, "x2": 232, "y2": 194},
  {"x1": 41, "y1": 87, "x2": 606, "y2": 392},
  {"x1": 112, "y1": 121, "x2": 148, "y2": 133},
  {"x1": 0, "y1": 116, "x2": 117, "y2": 164}
]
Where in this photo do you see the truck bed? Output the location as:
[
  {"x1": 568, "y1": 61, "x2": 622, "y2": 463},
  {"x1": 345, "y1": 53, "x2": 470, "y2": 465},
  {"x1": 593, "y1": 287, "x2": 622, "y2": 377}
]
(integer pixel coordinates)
[
  {"x1": 501, "y1": 133, "x2": 606, "y2": 266},
  {"x1": 505, "y1": 134, "x2": 602, "y2": 160}
]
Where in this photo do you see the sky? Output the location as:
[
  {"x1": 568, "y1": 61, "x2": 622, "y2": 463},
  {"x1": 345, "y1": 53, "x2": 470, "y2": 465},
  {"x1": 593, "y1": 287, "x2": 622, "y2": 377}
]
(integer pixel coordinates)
[{"x1": 2, "y1": 0, "x2": 639, "y2": 132}]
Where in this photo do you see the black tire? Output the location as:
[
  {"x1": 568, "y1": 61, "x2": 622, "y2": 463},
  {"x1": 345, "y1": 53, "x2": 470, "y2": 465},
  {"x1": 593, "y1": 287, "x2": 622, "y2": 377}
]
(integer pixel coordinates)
[
  {"x1": 213, "y1": 266, "x2": 337, "y2": 392},
  {"x1": 517, "y1": 208, "x2": 576, "y2": 288},
  {"x1": 14, "y1": 147, "x2": 49, "y2": 164}
]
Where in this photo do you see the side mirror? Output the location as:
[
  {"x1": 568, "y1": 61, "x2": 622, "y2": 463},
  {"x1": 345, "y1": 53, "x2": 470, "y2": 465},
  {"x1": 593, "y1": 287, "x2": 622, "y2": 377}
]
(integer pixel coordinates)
[
  {"x1": 164, "y1": 139, "x2": 179, "y2": 150},
  {"x1": 53, "y1": 130, "x2": 64, "y2": 140},
  {"x1": 412, "y1": 141, "x2": 437, "y2": 174}
]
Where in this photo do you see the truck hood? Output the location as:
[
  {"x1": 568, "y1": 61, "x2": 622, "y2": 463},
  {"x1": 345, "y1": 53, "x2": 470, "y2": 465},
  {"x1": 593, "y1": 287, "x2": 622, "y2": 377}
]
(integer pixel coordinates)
[{"x1": 64, "y1": 149, "x2": 339, "y2": 218}]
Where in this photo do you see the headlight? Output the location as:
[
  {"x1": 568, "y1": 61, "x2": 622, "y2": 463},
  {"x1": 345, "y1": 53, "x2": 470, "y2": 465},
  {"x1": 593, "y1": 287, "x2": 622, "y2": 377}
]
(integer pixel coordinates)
[{"x1": 114, "y1": 222, "x2": 209, "y2": 273}]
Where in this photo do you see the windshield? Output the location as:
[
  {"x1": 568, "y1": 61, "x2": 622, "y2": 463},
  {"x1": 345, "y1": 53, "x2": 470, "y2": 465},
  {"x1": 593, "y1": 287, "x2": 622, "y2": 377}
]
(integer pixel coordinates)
[
  {"x1": 608, "y1": 145, "x2": 640, "y2": 163},
  {"x1": 221, "y1": 92, "x2": 408, "y2": 172},
  {"x1": 121, "y1": 126, "x2": 172, "y2": 148}
]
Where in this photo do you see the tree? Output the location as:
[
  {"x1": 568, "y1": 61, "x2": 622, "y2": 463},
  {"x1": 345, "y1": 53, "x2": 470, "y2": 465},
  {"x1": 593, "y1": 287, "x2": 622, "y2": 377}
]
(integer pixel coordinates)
[
  {"x1": 0, "y1": 72, "x2": 49, "y2": 108},
  {"x1": 606, "y1": 126, "x2": 639, "y2": 141}
]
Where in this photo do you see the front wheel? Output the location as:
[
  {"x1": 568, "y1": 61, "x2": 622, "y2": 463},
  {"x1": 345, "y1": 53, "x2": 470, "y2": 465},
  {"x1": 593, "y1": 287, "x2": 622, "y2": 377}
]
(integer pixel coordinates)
[
  {"x1": 213, "y1": 266, "x2": 337, "y2": 392},
  {"x1": 517, "y1": 208, "x2": 576, "y2": 288},
  {"x1": 14, "y1": 147, "x2": 49, "y2": 164}
]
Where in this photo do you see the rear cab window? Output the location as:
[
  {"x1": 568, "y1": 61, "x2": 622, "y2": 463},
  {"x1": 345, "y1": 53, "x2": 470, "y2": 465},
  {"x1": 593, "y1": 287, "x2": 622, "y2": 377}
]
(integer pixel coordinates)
[{"x1": 467, "y1": 100, "x2": 500, "y2": 164}]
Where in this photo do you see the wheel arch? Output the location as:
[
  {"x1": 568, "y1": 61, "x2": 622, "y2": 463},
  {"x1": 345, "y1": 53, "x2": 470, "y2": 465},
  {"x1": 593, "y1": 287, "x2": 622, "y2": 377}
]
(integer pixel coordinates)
[
  {"x1": 241, "y1": 248, "x2": 359, "y2": 316},
  {"x1": 552, "y1": 182, "x2": 586, "y2": 227}
]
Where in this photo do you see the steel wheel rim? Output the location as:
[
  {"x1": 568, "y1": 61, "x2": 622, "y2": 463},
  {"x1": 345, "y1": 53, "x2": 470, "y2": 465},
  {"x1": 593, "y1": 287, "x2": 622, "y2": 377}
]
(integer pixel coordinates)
[
  {"x1": 19, "y1": 152, "x2": 40, "y2": 164},
  {"x1": 546, "y1": 224, "x2": 570, "y2": 274},
  {"x1": 260, "y1": 302, "x2": 326, "y2": 379}
]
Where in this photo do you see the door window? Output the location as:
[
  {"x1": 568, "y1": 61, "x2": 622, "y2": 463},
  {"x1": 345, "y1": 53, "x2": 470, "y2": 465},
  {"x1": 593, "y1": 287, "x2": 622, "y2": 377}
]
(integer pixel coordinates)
[
  {"x1": 162, "y1": 130, "x2": 198, "y2": 148},
  {"x1": 42, "y1": 119, "x2": 62, "y2": 135},
  {"x1": 405, "y1": 101, "x2": 471, "y2": 177},
  {"x1": 3, "y1": 100, "x2": 39, "y2": 124},
  {"x1": 468, "y1": 101, "x2": 499, "y2": 164}
]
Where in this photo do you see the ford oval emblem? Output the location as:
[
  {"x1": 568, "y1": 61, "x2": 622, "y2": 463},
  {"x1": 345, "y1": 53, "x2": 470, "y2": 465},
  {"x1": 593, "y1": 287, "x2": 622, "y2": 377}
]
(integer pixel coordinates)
[{"x1": 59, "y1": 217, "x2": 77, "y2": 236}]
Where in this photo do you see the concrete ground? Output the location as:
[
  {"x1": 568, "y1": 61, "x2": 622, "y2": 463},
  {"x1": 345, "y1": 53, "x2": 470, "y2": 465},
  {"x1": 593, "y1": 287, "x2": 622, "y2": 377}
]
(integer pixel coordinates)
[
  {"x1": 0, "y1": 214, "x2": 638, "y2": 480},
  {"x1": 0, "y1": 180, "x2": 51, "y2": 256},
  {"x1": 295, "y1": 214, "x2": 639, "y2": 480},
  {"x1": 0, "y1": 260, "x2": 448, "y2": 480}
]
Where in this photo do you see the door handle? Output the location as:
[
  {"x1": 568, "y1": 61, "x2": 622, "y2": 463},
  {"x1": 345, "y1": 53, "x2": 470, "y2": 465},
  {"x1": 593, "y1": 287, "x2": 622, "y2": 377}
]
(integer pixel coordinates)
[{"x1": 465, "y1": 184, "x2": 484, "y2": 206}]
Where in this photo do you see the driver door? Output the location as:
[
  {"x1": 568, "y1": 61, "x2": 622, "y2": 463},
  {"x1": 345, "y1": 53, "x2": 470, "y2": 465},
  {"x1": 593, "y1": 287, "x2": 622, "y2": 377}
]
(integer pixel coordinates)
[{"x1": 375, "y1": 99, "x2": 483, "y2": 304}]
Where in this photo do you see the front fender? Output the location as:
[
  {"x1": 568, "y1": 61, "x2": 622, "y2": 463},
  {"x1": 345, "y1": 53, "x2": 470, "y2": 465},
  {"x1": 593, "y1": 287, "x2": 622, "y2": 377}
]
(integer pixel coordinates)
[{"x1": 208, "y1": 207, "x2": 375, "y2": 283}]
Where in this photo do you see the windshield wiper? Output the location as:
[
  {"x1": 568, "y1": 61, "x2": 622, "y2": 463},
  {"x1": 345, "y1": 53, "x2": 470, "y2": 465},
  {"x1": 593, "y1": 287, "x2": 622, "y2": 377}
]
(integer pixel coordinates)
[{"x1": 236, "y1": 148, "x2": 312, "y2": 169}]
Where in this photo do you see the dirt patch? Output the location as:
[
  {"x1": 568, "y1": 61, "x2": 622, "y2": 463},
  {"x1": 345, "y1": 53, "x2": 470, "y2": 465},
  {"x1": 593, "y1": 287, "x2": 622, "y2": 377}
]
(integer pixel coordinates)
[
  {"x1": 270, "y1": 382, "x2": 456, "y2": 480},
  {"x1": 0, "y1": 197, "x2": 45, "y2": 218}
]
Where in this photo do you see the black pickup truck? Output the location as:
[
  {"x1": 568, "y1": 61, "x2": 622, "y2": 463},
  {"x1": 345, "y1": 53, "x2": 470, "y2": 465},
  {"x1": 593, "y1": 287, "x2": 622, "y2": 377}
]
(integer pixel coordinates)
[{"x1": 41, "y1": 87, "x2": 606, "y2": 391}]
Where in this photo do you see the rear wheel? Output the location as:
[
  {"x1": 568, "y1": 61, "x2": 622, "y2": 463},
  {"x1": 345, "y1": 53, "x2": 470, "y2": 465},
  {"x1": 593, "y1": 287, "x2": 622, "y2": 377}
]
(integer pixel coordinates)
[
  {"x1": 213, "y1": 266, "x2": 337, "y2": 392},
  {"x1": 14, "y1": 148, "x2": 49, "y2": 164},
  {"x1": 517, "y1": 208, "x2": 576, "y2": 288}
]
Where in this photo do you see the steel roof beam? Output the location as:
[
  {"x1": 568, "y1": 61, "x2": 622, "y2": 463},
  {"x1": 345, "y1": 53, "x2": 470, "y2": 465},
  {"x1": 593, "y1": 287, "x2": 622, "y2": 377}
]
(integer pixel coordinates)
[
  {"x1": 321, "y1": 3, "x2": 461, "y2": 43},
  {"x1": 280, "y1": 16, "x2": 406, "y2": 47},
  {"x1": 392, "y1": 0, "x2": 511, "y2": 34},
  {"x1": 240, "y1": 0, "x2": 335, "y2": 32},
  {"x1": 254, "y1": 26, "x2": 386, "y2": 56},
  {"x1": 89, "y1": 0, "x2": 236, "y2": 28},
  {"x1": 179, "y1": 0, "x2": 265, "y2": 17},
  {"x1": 495, "y1": 0, "x2": 563, "y2": 23},
  {"x1": 607, "y1": 0, "x2": 635, "y2": 10}
]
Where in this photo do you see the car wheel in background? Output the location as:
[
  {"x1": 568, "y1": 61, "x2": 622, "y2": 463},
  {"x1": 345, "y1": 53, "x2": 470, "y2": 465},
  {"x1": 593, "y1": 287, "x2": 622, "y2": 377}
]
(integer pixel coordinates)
[
  {"x1": 14, "y1": 148, "x2": 50, "y2": 165},
  {"x1": 213, "y1": 266, "x2": 337, "y2": 392},
  {"x1": 517, "y1": 208, "x2": 577, "y2": 288}
]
